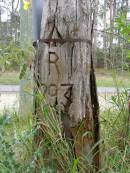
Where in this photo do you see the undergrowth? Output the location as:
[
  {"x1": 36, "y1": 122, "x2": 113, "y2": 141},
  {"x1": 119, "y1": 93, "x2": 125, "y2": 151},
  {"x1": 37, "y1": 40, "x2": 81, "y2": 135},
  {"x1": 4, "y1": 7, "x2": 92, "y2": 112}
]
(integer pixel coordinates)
[
  {"x1": 100, "y1": 88, "x2": 130, "y2": 173},
  {"x1": 0, "y1": 87, "x2": 130, "y2": 172}
]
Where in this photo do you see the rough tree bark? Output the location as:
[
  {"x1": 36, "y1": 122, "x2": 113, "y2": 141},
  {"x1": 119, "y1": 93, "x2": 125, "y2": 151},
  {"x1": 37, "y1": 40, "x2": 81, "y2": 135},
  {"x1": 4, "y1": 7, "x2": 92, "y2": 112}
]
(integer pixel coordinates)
[{"x1": 34, "y1": 0, "x2": 100, "y2": 172}]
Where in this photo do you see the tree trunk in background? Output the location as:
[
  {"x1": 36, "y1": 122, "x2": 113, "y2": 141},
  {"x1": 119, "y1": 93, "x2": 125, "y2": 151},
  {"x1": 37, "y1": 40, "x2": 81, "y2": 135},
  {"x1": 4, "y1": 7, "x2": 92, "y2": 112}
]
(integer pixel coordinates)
[
  {"x1": 109, "y1": 0, "x2": 113, "y2": 67},
  {"x1": 103, "y1": 0, "x2": 107, "y2": 69},
  {"x1": 121, "y1": 0, "x2": 129, "y2": 13},
  {"x1": 120, "y1": 0, "x2": 129, "y2": 71},
  {"x1": 93, "y1": 1, "x2": 98, "y2": 67},
  {"x1": 35, "y1": 0, "x2": 100, "y2": 171},
  {"x1": 112, "y1": 0, "x2": 116, "y2": 68},
  {"x1": 20, "y1": 1, "x2": 33, "y2": 116}
]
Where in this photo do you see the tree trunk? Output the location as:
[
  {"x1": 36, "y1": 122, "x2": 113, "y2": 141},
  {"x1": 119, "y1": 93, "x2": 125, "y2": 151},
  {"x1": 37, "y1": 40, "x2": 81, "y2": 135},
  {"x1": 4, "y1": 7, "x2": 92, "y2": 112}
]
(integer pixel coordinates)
[
  {"x1": 35, "y1": 0, "x2": 100, "y2": 171},
  {"x1": 109, "y1": 0, "x2": 113, "y2": 67},
  {"x1": 103, "y1": 0, "x2": 107, "y2": 69}
]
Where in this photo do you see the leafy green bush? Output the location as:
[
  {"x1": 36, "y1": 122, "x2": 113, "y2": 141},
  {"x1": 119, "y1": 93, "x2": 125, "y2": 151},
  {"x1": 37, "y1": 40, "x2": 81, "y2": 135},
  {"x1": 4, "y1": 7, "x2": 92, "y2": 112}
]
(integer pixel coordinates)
[{"x1": 0, "y1": 41, "x2": 35, "y2": 76}]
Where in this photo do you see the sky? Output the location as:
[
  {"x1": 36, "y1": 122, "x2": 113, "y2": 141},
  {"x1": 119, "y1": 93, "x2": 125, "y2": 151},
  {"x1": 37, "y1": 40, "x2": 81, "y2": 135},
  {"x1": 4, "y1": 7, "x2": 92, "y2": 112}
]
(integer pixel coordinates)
[{"x1": 0, "y1": 0, "x2": 20, "y2": 22}]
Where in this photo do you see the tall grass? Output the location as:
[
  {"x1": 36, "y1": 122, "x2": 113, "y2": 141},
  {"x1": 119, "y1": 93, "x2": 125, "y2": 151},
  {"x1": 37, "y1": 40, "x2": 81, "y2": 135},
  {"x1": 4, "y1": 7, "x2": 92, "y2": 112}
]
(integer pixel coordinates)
[
  {"x1": 0, "y1": 81, "x2": 130, "y2": 172},
  {"x1": 100, "y1": 71, "x2": 130, "y2": 173},
  {"x1": 32, "y1": 90, "x2": 93, "y2": 172},
  {"x1": 0, "y1": 93, "x2": 92, "y2": 172}
]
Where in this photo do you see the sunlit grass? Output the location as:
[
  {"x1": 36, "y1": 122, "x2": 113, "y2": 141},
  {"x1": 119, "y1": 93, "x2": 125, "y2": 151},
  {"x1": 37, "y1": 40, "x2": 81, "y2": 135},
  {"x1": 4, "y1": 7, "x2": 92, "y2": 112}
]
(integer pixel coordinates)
[
  {"x1": 96, "y1": 68, "x2": 130, "y2": 87},
  {"x1": 0, "y1": 69, "x2": 130, "y2": 87},
  {"x1": 0, "y1": 71, "x2": 19, "y2": 85}
]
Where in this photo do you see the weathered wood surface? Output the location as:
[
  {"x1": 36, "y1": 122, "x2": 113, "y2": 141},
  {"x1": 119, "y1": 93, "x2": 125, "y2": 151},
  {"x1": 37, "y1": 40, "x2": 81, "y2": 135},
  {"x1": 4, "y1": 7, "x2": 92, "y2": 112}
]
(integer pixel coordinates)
[{"x1": 35, "y1": 0, "x2": 100, "y2": 171}]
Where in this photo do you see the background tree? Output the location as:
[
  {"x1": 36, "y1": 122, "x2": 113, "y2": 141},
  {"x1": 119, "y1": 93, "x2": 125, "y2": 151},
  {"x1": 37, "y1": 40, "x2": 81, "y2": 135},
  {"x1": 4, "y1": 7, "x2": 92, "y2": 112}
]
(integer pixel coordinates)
[
  {"x1": 95, "y1": 0, "x2": 130, "y2": 70},
  {"x1": 0, "y1": 0, "x2": 20, "y2": 44}
]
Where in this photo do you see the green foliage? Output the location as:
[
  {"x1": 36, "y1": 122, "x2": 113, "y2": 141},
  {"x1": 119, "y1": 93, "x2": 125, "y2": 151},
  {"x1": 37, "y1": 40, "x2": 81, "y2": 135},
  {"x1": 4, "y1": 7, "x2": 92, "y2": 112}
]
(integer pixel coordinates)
[
  {"x1": 0, "y1": 41, "x2": 35, "y2": 78},
  {"x1": 116, "y1": 14, "x2": 130, "y2": 60},
  {"x1": 0, "y1": 110, "x2": 37, "y2": 173},
  {"x1": 19, "y1": 45, "x2": 35, "y2": 79},
  {"x1": 0, "y1": 42, "x2": 25, "y2": 72},
  {"x1": 100, "y1": 90, "x2": 130, "y2": 172},
  {"x1": 116, "y1": 15, "x2": 128, "y2": 36}
]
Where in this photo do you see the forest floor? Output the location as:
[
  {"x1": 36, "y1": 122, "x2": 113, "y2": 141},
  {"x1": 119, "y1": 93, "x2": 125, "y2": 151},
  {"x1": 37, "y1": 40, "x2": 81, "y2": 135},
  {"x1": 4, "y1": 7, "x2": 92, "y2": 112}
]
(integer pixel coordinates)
[{"x1": 0, "y1": 68, "x2": 130, "y2": 87}]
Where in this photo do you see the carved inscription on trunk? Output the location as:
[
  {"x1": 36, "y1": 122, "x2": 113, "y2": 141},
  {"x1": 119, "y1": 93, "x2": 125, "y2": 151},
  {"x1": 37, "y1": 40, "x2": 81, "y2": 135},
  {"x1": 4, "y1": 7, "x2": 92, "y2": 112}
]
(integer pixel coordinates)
[{"x1": 41, "y1": 43, "x2": 74, "y2": 114}]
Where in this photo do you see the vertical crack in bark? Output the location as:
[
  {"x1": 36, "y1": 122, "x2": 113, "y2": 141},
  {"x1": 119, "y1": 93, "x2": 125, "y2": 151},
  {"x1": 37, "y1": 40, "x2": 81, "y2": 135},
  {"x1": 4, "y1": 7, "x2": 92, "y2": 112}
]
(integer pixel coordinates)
[
  {"x1": 90, "y1": 50, "x2": 100, "y2": 171},
  {"x1": 89, "y1": 6, "x2": 100, "y2": 170},
  {"x1": 62, "y1": 85, "x2": 73, "y2": 139},
  {"x1": 70, "y1": 43, "x2": 74, "y2": 75},
  {"x1": 76, "y1": 0, "x2": 78, "y2": 26}
]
